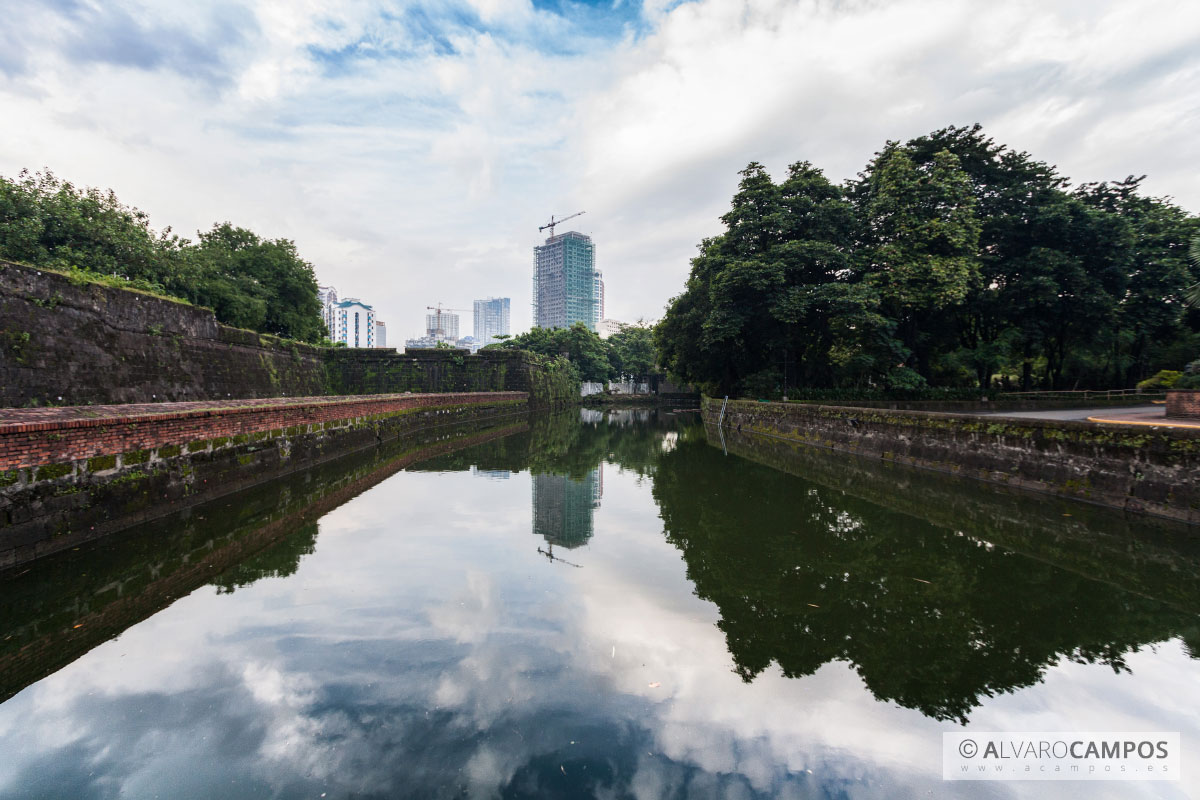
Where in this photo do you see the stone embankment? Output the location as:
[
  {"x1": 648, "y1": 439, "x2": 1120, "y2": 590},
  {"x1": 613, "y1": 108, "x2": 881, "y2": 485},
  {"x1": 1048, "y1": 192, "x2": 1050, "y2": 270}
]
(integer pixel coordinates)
[
  {"x1": 0, "y1": 392, "x2": 525, "y2": 568},
  {"x1": 0, "y1": 260, "x2": 577, "y2": 408},
  {"x1": 704, "y1": 397, "x2": 1200, "y2": 524}
]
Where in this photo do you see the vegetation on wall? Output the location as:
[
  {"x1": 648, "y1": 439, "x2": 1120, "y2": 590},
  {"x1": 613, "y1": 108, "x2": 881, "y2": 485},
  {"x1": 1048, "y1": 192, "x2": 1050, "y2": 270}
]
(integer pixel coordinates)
[
  {"x1": 0, "y1": 169, "x2": 326, "y2": 342},
  {"x1": 657, "y1": 125, "x2": 1200, "y2": 397}
]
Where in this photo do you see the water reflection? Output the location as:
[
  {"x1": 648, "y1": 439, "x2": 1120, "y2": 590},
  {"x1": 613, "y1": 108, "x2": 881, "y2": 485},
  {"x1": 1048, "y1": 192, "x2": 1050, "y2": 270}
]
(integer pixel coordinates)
[
  {"x1": 532, "y1": 468, "x2": 602, "y2": 551},
  {"x1": 655, "y1": 433, "x2": 1200, "y2": 722},
  {"x1": 0, "y1": 408, "x2": 1196, "y2": 799}
]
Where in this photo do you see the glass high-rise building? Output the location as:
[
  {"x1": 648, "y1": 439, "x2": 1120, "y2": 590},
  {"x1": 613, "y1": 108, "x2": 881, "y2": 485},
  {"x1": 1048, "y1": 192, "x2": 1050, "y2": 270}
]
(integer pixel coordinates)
[
  {"x1": 473, "y1": 297, "x2": 511, "y2": 345},
  {"x1": 533, "y1": 231, "x2": 602, "y2": 332}
]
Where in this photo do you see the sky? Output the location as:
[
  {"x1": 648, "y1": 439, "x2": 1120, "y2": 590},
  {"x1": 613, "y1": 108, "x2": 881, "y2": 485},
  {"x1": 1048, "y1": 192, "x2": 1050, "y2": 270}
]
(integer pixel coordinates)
[{"x1": 2, "y1": 0, "x2": 1199, "y2": 341}]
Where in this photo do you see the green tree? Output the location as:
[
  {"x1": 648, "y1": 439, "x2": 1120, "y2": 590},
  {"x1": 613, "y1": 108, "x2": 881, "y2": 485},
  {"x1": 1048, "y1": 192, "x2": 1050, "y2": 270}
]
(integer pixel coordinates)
[
  {"x1": 854, "y1": 145, "x2": 981, "y2": 381},
  {"x1": 488, "y1": 323, "x2": 613, "y2": 382},
  {"x1": 606, "y1": 322, "x2": 657, "y2": 379},
  {"x1": 0, "y1": 169, "x2": 327, "y2": 343}
]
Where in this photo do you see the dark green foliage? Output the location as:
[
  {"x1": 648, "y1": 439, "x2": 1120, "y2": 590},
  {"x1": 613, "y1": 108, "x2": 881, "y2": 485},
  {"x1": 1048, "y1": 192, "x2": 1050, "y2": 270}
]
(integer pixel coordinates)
[
  {"x1": 0, "y1": 169, "x2": 325, "y2": 342},
  {"x1": 658, "y1": 125, "x2": 1200, "y2": 396},
  {"x1": 486, "y1": 322, "x2": 614, "y2": 383},
  {"x1": 605, "y1": 322, "x2": 657, "y2": 378}
]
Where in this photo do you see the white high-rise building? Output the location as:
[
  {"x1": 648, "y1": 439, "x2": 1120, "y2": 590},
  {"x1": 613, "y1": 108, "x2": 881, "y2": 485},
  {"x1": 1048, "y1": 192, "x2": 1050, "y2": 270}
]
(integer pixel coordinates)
[
  {"x1": 473, "y1": 297, "x2": 510, "y2": 345},
  {"x1": 329, "y1": 299, "x2": 376, "y2": 348},
  {"x1": 375, "y1": 320, "x2": 387, "y2": 348},
  {"x1": 318, "y1": 285, "x2": 338, "y2": 337}
]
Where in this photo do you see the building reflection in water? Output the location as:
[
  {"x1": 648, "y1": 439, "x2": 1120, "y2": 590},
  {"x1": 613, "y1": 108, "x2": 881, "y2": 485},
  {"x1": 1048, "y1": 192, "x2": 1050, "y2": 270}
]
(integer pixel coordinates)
[
  {"x1": 532, "y1": 465, "x2": 603, "y2": 565},
  {"x1": 469, "y1": 465, "x2": 511, "y2": 480}
]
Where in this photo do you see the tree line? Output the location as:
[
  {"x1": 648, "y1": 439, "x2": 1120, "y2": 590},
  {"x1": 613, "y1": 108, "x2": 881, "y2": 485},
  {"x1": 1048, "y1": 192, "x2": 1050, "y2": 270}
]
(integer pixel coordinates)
[
  {"x1": 485, "y1": 321, "x2": 657, "y2": 383},
  {"x1": 0, "y1": 169, "x2": 326, "y2": 342},
  {"x1": 656, "y1": 125, "x2": 1200, "y2": 397}
]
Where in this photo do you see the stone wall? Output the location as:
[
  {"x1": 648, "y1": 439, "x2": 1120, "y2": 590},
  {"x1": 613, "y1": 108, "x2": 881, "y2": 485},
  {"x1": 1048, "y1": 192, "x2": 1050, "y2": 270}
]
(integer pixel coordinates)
[
  {"x1": 703, "y1": 397, "x2": 1200, "y2": 524},
  {"x1": 1166, "y1": 389, "x2": 1200, "y2": 419},
  {"x1": 0, "y1": 393, "x2": 526, "y2": 568},
  {"x1": 0, "y1": 260, "x2": 575, "y2": 408},
  {"x1": 0, "y1": 260, "x2": 329, "y2": 406}
]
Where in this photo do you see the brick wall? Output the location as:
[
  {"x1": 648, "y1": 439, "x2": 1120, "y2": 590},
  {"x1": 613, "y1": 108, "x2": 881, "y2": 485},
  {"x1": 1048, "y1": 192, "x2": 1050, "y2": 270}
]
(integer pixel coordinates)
[
  {"x1": 1166, "y1": 389, "x2": 1200, "y2": 419},
  {"x1": 0, "y1": 392, "x2": 525, "y2": 471},
  {"x1": 0, "y1": 393, "x2": 527, "y2": 568}
]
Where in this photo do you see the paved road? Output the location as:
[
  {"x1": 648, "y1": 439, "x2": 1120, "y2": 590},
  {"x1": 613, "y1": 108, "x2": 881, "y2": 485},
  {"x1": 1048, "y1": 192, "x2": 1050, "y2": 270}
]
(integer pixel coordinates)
[{"x1": 978, "y1": 404, "x2": 1164, "y2": 421}]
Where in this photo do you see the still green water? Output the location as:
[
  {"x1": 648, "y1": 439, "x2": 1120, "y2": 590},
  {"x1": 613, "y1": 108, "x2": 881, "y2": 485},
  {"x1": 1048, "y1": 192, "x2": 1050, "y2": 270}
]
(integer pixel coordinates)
[{"x1": 0, "y1": 408, "x2": 1197, "y2": 799}]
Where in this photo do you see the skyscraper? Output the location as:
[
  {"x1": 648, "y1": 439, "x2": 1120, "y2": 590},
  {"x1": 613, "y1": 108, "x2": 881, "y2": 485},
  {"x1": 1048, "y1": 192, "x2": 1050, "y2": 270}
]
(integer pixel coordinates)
[
  {"x1": 533, "y1": 231, "x2": 602, "y2": 332},
  {"x1": 473, "y1": 297, "x2": 511, "y2": 345}
]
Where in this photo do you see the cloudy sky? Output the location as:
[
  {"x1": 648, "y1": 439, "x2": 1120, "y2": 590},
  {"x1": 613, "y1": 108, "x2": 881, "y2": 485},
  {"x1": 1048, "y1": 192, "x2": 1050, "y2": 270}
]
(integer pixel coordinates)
[{"x1": 2, "y1": 0, "x2": 1198, "y2": 340}]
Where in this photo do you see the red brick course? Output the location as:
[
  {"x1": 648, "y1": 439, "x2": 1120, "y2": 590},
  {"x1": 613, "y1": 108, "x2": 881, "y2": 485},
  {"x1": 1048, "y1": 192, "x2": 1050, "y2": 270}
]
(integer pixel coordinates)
[
  {"x1": 0, "y1": 392, "x2": 525, "y2": 470},
  {"x1": 1166, "y1": 390, "x2": 1200, "y2": 420}
]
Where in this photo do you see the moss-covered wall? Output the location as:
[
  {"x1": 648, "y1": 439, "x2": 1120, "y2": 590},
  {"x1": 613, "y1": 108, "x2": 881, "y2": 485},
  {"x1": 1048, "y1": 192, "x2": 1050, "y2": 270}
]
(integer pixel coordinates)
[
  {"x1": 0, "y1": 261, "x2": 578, "y2": 407},
  {"x1": 703, "y1": 396, "x2": 1200, "y2": 524}
]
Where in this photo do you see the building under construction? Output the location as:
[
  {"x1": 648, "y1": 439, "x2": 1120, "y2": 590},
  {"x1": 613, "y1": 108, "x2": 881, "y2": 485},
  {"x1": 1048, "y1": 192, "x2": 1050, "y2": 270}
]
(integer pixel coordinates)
[{"x1": 533, "y1": 230, "x2": 603, "y2": 332}]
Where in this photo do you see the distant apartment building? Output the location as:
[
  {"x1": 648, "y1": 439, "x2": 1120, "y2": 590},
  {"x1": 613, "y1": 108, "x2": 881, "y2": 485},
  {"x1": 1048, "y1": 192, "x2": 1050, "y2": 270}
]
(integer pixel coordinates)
[
  {"x1": 425, "y1": 312, "x2": 459, "y2": 341},
  {"x1": 598, "y1": 318, "x2": 628, "y2": 339},
  {"x1": 318, "y1": 286, "x2": 338, "y2": 336},
  {"x1": 329, "y1": 299, "x2": 375, "y2": 348},
  {"x1": 533, "y1": 231, "x2": 602, "y2": 332},
  {"x1": 375, "y1": 320, "x2": 387, "y2": 348},
  {"x1": 473, "y1": 297, "x2": 511, "y2": 345}
]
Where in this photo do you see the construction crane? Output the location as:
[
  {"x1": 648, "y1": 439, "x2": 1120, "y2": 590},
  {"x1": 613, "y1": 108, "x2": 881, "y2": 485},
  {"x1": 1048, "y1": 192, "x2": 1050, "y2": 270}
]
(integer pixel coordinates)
[
  {"x1": 425, "y1": 303, "x2": 472, "y2": 339},
  {"x1": 539, "y1": 211, "x2": 585, "y2": 239}
]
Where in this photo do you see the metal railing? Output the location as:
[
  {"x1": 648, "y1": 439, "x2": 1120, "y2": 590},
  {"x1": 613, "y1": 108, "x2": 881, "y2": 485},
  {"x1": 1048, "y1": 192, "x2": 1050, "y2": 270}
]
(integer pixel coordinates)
[{"x1": 996, "y1": 389, "x2": 1160, "y2": 400}]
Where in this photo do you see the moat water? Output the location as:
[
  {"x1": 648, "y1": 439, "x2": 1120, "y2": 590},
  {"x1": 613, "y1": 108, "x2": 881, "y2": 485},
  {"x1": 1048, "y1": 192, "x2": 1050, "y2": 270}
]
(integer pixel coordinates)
[{"x1": 0, "y1": 409, "x2": 1197, "y2": 799}]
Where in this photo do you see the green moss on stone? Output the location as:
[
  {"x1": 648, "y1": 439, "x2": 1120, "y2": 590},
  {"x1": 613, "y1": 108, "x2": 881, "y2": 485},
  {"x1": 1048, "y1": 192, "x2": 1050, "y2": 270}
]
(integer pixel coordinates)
[
  {"x1": 211, "y1": 436, "x2": 230, "y2": 448},
  {"x1": 157, "y1": 444, "x2": 181, "y2": 458},
  {"x1": 187, "y1": 440, "x2": 209, "y2": 453},
  {"x1": 35, "y1": 462, "x2": 73, "y2": 481},
  {"x1": 0, "y1": 469, "x2": 21, "y2": 487},
  {"x1": 87, "y1": 454, "x2": 118, "y2": 471},
  {"x1": 123, "y1": 449, "x2": 150, "y2": 465}
]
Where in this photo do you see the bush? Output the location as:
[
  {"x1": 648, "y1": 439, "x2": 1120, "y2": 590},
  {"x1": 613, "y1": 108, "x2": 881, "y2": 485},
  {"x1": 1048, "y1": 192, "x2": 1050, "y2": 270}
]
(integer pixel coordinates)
[
  {"x1": 1136, "y1": 370, "x2": 1182, "y2": 392},
  {"x1": 1175, "y1": 373, "x2": 1200, "y2": 389}
]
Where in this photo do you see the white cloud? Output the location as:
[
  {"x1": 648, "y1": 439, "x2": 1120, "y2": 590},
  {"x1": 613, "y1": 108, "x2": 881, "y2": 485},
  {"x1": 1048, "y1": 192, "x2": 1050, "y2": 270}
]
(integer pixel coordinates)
[{"x1": 0, "y1": 0, "x2": 1196, "y2": 339}]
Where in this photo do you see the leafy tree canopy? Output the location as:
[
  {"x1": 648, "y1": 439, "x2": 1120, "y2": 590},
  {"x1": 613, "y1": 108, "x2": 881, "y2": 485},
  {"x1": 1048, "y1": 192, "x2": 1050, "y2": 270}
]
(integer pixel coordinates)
[
  {"x1": 0, "y1": 169, "x2": 326, "y2": 342},
  {"x1": 657, "y1": 125, "x2": 1200, "y2": 396}
]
